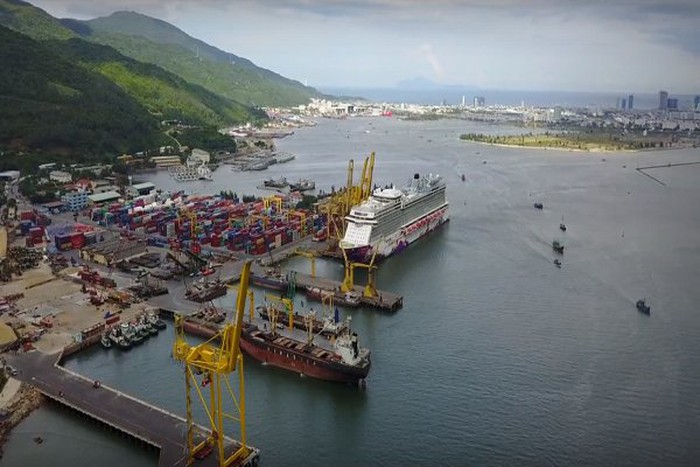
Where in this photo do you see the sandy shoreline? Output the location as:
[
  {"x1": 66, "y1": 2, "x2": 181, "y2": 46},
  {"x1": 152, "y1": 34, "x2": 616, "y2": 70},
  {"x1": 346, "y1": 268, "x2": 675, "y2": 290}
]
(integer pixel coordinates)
[{"x1": 461, "y1": 139, "x2": 692, "y2": 154}]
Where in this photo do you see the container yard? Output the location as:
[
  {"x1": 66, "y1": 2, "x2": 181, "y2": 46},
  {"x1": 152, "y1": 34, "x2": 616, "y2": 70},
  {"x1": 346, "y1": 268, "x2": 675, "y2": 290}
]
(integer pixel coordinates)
[{"x1": 87, "y1": 192, "x2": 325, "y2": 257}]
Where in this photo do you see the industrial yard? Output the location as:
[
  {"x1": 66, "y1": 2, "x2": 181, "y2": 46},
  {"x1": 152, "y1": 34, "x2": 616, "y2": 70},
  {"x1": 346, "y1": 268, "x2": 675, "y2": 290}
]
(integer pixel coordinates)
[{"x1": 0, "y1": 151, "x2": 410, "y2": 465}]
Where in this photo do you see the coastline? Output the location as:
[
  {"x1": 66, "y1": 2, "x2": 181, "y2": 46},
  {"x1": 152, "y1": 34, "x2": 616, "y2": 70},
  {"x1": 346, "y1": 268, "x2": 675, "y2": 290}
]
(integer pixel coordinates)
[
  {"x1": 0, "y1": 381, "x2": 43, "y2": 459},
  {"x1": 460, "y1": 138, "x2": 693, "y2": 154}
]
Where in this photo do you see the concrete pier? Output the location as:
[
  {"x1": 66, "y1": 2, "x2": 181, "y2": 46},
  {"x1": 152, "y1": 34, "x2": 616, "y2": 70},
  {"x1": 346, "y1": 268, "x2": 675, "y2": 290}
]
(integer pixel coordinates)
[{"x1": 7, "y1": 351, "x2": 259, "y2": 467}]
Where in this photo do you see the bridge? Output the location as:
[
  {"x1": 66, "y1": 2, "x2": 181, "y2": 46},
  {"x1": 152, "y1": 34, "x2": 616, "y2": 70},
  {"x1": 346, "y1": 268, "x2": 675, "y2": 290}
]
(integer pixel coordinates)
[{"x1": 7, "y1": 351, "x2": 259, "y2": 467}]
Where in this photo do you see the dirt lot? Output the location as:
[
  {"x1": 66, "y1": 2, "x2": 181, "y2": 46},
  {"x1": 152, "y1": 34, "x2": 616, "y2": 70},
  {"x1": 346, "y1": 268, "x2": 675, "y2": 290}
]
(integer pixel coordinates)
[{"x1": 1, "y1": 262, "x2": 151, "y2": 354}]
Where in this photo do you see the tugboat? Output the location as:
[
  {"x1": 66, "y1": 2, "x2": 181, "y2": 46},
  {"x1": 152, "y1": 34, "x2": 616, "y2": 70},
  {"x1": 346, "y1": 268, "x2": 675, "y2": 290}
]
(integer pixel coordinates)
[
  {"x1": 552, "y1": 240, "x2": 565, "y2": 254},
  {"x1": 148, "y1": 312, "x2": 167, "y2": 330},
  {"x1": 263, "y1": 177, "x2": 288, "y2": 189},
  {"x1": 100, "y1": 332, "x2": 112, "y2": 349},
  {"x1": 534, "y1": 202, "x2": 544, "y2": 210},
  {"x1": 553, "y1": 259, "x2": 562, "y2": 268},
  {"x1": 636, "y1": 299, "x2": 651, "y2": 315},
  {"x1": 130, "y1": 323, "x2": 144, "y2": 345},
  {"x1": 289, "y1": 179, "x2": 316, "y2": 192}
]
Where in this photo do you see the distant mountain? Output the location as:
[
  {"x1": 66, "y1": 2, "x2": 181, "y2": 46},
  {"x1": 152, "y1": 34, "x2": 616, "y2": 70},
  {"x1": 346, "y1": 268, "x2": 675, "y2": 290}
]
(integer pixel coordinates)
[
  {"x1": 65, "y1": 10, "x2": 327, "y2": 107},
  {"x1": 0, "y1": 0, "x2": 73, "y2": 40},
  {"x1": 0, "y1": 25, "x2": 165, "y2": 158},
  {"x1": 396, "y1": 77, "x2": 444, "y2": 90}
]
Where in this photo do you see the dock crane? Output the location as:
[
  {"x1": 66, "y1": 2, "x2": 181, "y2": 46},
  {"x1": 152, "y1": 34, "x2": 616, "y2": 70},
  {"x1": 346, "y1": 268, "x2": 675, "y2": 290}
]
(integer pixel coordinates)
[
  {"x1": 172, "y1": 261, "x2": 254, "y2": 467},
  {"x1": 340, "y1": 248, "x2": 378, "y2": 298},
  {"x1": 319, "y1": 152, "x2": 375, "y2": 251},
  {"x1": 294, "y1": 249, "x2": 318, "y2": 278}
]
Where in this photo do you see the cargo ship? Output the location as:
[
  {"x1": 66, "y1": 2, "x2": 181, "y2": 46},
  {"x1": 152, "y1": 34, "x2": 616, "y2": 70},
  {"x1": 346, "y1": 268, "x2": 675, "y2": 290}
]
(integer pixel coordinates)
[
  {"x1": 181, "y1": 311, "x2": 371, "y2": 384},
  {"x1": 256, "y1": 304, "x2": 349, "y2": 337},
  {"x1": 340, "y1": 172, "x2": 449, "y2": 261},
  {"x1": 289, "y1": 179, "x2": 315, "y2": 192},
  {"x1": 239, "y1": 320, "x2": 370, "y2": 384},
  {"x1": 249, "y1": 271, "x2": 288, "y2": 291}
]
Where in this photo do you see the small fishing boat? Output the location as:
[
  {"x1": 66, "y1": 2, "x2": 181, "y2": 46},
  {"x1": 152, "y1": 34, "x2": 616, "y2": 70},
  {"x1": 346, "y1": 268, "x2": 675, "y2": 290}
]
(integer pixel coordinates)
[
  {"x1": 636, "y1": 299, "x2": 651, "y2": 315},
  {"x1": 534, "y1": 202, "x2": 543, "y2": 210},
  {"x1": 560, "y1": 216, "x2": 567, "y2": 232},
  {"x1": 553, "y1": 259, "x2": 562, "y2": 268},
  {"x1": 552, "y1": 240, "x2": 564, "y2": 254}
]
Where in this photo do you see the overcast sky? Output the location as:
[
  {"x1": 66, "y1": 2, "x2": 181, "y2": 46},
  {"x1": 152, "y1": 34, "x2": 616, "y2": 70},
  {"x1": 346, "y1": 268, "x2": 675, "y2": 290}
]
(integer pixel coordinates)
[{"x1": 31, "y1": 0, "x2": 700, "y2": 93}]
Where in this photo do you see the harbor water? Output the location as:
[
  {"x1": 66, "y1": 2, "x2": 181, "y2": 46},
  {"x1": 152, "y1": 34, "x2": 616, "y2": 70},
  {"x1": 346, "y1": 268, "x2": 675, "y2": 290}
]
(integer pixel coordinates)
[{"x1": 3, "y1": 117, "x2": 700, "y2": 466}]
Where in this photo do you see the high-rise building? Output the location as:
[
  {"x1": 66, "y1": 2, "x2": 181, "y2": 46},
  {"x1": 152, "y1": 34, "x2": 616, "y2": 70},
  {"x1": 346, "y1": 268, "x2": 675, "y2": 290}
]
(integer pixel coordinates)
[
  {"x1": 473, "y1": 96, "x2": 485, "y2": 108},
  {"x1": 694, "y1": 95, "x2": 700, "y2": 111},
  {"x1": 627, "y1": 94, "x2": 634, "y2": 110},
  {"x1": 659, "y1": 90, "x2": 669, "y2": 110},
  {"x1": 667, "y1": 98, "x2": 678, "y2": 110},
  {"x1": 461, "y1": 95, "x2": 466, "y2": 107}
]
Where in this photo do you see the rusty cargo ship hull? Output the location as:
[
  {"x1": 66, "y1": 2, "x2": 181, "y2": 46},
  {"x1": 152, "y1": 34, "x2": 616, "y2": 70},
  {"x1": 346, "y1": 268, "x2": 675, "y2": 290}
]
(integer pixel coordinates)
[{"x1": 239, "y1": 323, "x2": 370, "y2": 384}]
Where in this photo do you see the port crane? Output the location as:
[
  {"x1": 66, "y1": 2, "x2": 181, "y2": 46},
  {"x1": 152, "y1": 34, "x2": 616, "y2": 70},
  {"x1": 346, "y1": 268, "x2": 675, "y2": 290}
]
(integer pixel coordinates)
[
  {"x1": 172, "y1": 260, "x2": 253, "y2": 466},
  {"x1": 319, "y1": 152, "x2": 375, "y2": 251},
  {"x1": 294, "y1": 249, "x2": 317, "y2": 278},
  {"x1": 340, "y1": 248, "x2": 378, "y2": 298}
]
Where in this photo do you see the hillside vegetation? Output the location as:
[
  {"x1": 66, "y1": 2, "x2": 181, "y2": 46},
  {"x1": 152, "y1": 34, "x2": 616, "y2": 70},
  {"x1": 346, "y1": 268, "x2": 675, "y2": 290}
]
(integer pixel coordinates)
[
  {"x1": 0, "y1": 0, "x2": 73, "y2": 40},
  {"x1": 0, "y1": 25, "x2": 166, "y2": 160},
  {"x1": 56, "y1": 39, "x2": 266, "y2": 127},
  {"x1": 0, "y1": 0, "x2": 282, "y2": 157},
  {"x1": 76, "y1": 11, "x2": 325, "y2": 107}
]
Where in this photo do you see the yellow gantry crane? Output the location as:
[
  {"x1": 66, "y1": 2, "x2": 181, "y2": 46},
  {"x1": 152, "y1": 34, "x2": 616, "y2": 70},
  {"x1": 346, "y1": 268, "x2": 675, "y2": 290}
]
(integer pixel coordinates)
[
  {"x1": 294, "y1": 249, "x2": 318, "y2": 278},
  {"x1": 340, "y1": 247, "x2": 378, "y2": 298},
  {"x1": 172, "y1": 260, "x2": 253, "y2": 467}
]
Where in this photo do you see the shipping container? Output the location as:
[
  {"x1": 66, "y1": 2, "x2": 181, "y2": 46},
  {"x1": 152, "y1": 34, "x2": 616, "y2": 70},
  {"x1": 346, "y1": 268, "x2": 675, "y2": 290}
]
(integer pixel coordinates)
[{"x1": 20, "y1": 211, "x2": 36, "y2": 222}]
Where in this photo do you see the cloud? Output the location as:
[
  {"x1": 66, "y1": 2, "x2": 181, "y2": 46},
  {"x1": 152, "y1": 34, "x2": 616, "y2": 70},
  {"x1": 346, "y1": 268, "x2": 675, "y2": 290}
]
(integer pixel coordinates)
[
  {"x1": 27, "y1": 0, "x2": 700, "y2": 91},
  {"x1": 416, "y1": 44, "x2": 445, "y2": 81}
]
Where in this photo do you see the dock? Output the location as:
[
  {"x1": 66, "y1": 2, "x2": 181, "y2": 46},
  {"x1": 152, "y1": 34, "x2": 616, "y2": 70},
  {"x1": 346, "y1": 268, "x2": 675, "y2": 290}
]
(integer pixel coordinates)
[
  {"x1": 7, "y1": 351, "x2": 259, "y2": 467},
  {"x1": 294, "y1": 271, "x2": 403, "y2": 311}
]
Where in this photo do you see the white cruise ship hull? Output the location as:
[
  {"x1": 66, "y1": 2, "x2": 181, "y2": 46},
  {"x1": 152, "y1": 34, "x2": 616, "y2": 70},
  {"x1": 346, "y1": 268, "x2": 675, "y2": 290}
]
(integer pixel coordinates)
[{"x1": 343, "y1": 205, "x2": 449, "y2": 262}]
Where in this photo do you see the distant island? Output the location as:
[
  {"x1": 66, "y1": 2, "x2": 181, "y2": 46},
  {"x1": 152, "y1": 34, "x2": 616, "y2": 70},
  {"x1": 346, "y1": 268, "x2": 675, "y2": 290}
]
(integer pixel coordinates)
[{"x1": 459, "y1": 131, "x2": 682, "y2": 152}]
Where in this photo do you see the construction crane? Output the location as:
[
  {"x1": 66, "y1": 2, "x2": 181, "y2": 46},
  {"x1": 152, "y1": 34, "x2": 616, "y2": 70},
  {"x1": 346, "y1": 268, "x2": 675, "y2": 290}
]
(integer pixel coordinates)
[{"x1": 172, "y1": 260, "x2": 253, "y2": 467}]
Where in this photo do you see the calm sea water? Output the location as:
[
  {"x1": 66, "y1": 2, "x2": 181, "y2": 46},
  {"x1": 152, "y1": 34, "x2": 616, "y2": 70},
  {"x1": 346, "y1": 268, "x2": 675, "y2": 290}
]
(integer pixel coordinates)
[{"x1": 3, "y1": 118, "x2": 700, "y2": 466}]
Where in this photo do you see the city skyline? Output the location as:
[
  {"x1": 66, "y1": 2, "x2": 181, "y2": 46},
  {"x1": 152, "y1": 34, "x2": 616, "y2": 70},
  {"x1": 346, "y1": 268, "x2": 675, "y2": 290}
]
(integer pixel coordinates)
[{"x1": 30, "y1": 0, "x2": 700, "y2": 94}]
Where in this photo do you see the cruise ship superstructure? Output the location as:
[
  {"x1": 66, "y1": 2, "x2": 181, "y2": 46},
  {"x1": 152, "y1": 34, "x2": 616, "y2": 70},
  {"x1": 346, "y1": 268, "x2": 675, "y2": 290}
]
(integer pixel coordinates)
[{"x1": 340, "y1": 172, "x2": 449, "y2": 261}]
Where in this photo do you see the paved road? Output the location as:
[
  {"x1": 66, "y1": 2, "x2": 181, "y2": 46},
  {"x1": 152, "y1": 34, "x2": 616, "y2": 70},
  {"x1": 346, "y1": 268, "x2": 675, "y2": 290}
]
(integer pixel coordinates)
[{"x1": 7, "y1": 351, "x2": 258, "y2": 467}]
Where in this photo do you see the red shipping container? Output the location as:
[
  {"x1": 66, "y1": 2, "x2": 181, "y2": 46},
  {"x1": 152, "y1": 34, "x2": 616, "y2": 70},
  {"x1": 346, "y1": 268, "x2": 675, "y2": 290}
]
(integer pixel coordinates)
[
  {"x1": 106, "y1": 315, "x2": 120, "y2": 325},
  {"x1": 70, "y1": 233, "x2": 86, "y2": 249},
  {"x1": 20, "y1": 211, "x2": 35, "y2": 221}
]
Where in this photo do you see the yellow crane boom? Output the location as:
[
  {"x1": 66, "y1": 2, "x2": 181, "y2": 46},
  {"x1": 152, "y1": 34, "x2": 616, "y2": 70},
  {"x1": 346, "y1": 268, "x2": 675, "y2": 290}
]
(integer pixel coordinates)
[{"x1": 172, "y1": 260, "x2": 253, "y2": 466}]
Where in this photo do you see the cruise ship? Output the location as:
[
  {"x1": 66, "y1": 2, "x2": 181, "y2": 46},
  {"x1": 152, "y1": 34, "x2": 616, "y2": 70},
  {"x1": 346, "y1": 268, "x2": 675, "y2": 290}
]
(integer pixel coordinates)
[{"x1": 340, "y1": 172, "x2": 449, "y2": 261}]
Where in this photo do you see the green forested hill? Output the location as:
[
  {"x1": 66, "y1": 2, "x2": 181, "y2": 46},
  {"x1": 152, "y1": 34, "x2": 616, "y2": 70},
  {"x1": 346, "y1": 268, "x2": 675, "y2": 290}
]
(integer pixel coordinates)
[
  {"x1": 0, "y1": 1, "x2": 326, "y2": 159},
  {"x1": 0, "y1": 0, "x2": 73, "y2": 40},
  {"x1": 0, "y1": 25, "x2": 166, "y2": 157},
  {"x1": 55, "y1": 39, "x2": 265, "y2": 126},
  {"x1": 74, "y1": 11, "x2": 326, "y2": 107}
]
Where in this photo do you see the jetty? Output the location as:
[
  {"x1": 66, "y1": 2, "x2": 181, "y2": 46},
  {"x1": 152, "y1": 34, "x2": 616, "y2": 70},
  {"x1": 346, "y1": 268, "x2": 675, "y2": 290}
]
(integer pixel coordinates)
[{"x1": 7, "y1": 351, "x2": 259, "y2": 467}]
